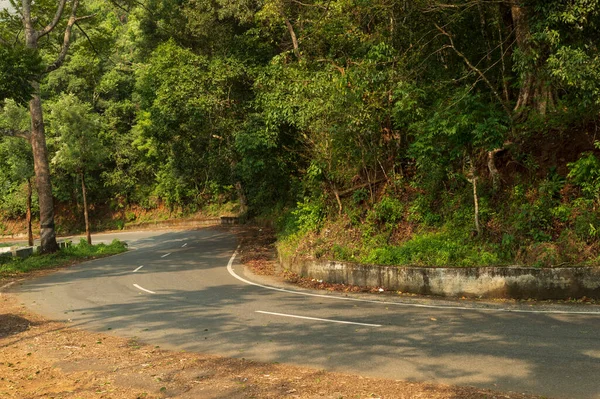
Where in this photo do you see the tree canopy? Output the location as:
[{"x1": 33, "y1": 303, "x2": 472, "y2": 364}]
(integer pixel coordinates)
[{"x1": 2, "y1": 0, "x2": 600, "y2": 265}]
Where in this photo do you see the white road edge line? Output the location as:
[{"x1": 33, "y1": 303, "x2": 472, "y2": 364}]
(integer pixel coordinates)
[
  {"x1": 226, "y1": 246, "x2": 600, "y2": 316},
  {"x1": 256, "y1": 310, "x2": 382, "y2": 327},
  {"x1": 133, "y1": 265, "x2": 144, "y2": 272},
  {"x1": 161, "y1": 253, "x2": 171, "y2": 258},
  {"x1": 182, "y1": 243, "x2": 188, "y2": 248},
  {"x1": 133, "y1": 284, "x2": 156, "y2": 294}
]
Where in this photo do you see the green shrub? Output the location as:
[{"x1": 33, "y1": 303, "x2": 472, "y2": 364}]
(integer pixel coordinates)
[
  {"x1": 373, "y1": 196, "x2": 404, "y2": 225},
  {"x1": 568, "y1": 152, "x2": 600, "y2": 200},
  {"x1": 292, "y1": 197, "x2": 325, "y2": 234},
  {"x1": 574, "y1": 211, "x2": 600, "y2": 242},
  {"x1": 332, "y1": 244, "x2": 355, "y2": 261}
]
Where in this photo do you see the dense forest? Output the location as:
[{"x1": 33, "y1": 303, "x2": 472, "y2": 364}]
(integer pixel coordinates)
[{"x1": 1, "y1": 0, "x2": 600, "y2": 266}]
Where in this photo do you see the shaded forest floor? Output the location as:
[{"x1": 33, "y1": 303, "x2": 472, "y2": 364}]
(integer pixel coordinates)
[{"x1": 0, "y1": 226, "x2": 550, "y2": 399}]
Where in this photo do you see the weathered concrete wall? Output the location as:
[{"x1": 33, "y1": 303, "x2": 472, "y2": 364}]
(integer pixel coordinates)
[
  {"x1": 1, "y1": 242, "x2": 67, "y2": 260},
  {"x1": 13, "y1": 247, "x2": 33, "y2": 259},
  {"x1": 279, "y1": 254, "x2": 600, "y2": 300}
]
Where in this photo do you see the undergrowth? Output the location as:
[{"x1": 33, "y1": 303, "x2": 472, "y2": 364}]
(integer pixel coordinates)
[{"x1": 276, "y1": 154, "x2": 600, "y2": 268}]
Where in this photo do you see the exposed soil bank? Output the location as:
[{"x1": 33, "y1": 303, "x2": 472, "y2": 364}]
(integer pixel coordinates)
[{"x1": 279, "y1": 254, "x2": 600, "y2": 300}]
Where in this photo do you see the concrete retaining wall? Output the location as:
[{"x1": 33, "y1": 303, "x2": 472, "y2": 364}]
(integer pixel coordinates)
[{"x1": 279, "y1": 254, "x2": 600, "y2": 300}]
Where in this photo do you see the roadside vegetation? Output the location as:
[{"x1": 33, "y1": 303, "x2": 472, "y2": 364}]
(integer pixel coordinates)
[
  {"x1": 0, "y1": 239, "x2": 127, "y2": 279},
  {"x1": 2, "y1": 1, "x2": 600, "y2": 267}
]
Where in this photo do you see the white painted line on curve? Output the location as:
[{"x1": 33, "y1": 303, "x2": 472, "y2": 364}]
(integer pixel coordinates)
[
  {"x1": 182, "y1": 243, "x2": 188, "y2": 248},
  {"x1": 161, "y1": 253, "x2": 171, "y2": 258},
  {"x1": 226, "y1": 247, "x2": 600, "y2": 316},
  {"x1": 133, "y1": 265, "x2": 144, "y2": 272},
  {"x1": 133, "y1": 284, "x2": 156, "y2": 294},
  {"x1": 256, "y1": 310, "x2": 382, "y2": 327}
]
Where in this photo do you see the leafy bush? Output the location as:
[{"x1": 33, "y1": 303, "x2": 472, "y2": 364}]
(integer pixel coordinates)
[
  {"x1": 568, "y1": 152, "x2": 600, "y2": 200},
  {"x1": 332, "y1": 244, "x2": 356, "y2": 261},
  {"x1": 373, "y1": 196, "x2": 404, "y2": 226},
  {"x1": 292, "y1": 197, "x2": 325, "y2": 234}
]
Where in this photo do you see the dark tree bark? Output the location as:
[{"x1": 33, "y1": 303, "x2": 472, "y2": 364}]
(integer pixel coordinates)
[
  {"x1": 235, "y1": 181, "x2": 248, "y2": 216},
  {"x1": 81, "y1": 172, "x2": 91, "y2": 245},
  {"x1": 26, "y1": 177, "x2": 33, "y2": 247},
  {"x1": 27, "y1": 82, "x2": 58, "y2": 253},
  {"x1": 510, "y1": 2, "x2": 555, "y2": 117}
]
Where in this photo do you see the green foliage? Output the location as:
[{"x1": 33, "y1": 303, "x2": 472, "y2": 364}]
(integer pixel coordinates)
[
  {"x1": 292, "y1": 197, "x2": 325, "y2": 235},
  {"x1": 0, "y1": 101, "x2": 36, "y2": 217},
  {"x1": 2, "y1": 0, "x2": 600, "y2": 268},
  {"x1": 373, "y1": 196, "x2": 404, "y2": 226},
  {"x1": 49, "y1": 94, "x2": 107, "y2": 175},
  {"x1": 362, "y1": 231, "x2": 500, "y2": 267},
  {"x1": 0, "y1": 43, "x2": 43, "y2": 105},
  {"x1": 568, "y1": 152, "x2": 600, "y2": 200}
]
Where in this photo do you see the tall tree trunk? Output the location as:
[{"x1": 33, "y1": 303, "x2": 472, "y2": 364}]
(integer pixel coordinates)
[
  {"x1": 510, "y1": 2, "x2": 554, "y2": 117},
  {"x1": 235, "y1": 181, "x2": 248, "y2": 216},
  {"x1": 22, "y1": 0, "x2": 71, "y2": 254},
  {"x1": 28, "y1": 85, "x2": 59, "y2": 253},
  {"x1": 81, "y1": 172, "x2": 91, "y2": 245},
  {"x1": 26, "y1": 177, "x2": 33, "y2": 247}
]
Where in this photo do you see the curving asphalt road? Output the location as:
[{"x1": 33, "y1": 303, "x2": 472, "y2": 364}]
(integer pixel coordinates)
[{"x1": 12, "y1": 228, "x2": 600, "y2": 399}]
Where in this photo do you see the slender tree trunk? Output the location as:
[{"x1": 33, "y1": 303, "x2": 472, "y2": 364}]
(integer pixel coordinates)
[
  {"x1": 471, "y1": 175, "x2": 481, "y2": 236},
  {"x1": 81, "y1": 172, "x2": 91, "y2": 245},
  {"x1": 467, "y1": 163, "x2": 481, "y2": 237},
  {"x1": 26, "y1": 178, "x2": 33, "y2": 247}
]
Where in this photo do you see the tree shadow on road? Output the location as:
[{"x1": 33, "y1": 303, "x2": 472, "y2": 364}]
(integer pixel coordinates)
[{"x1": 11, "y1": 227, "x2": 600, "y2": 398}]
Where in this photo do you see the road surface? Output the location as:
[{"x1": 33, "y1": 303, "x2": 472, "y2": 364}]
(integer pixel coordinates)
[{"x1": 12, "y1": 229, "x2": 600, "y2": 398}]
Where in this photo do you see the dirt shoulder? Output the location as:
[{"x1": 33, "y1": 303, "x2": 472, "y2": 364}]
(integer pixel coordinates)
[
  {"x1": 1, "y1": 226, "x2": 548, "y2": 399},
  {"x1": 0, "y1": 294, "x2": 545, "y2": 399}
]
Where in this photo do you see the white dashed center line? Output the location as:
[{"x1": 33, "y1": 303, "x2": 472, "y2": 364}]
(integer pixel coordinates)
[
  {"x1": 133, "y1": 265, "x2": 144, "y2": 272},
  {"x1": 133, "y1": 284, "x2": 155, "y2": 294},
  {"x1": 181, "y1": 243, "x2": 187, "y2": 248},
  {"x1": 161, "y1": 253, "x2": 171, "y2": 258}
]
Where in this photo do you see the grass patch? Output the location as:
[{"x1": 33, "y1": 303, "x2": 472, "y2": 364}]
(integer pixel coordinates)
[{"x1": 0, "y1": 239, "x2": 128, "y2": 279}]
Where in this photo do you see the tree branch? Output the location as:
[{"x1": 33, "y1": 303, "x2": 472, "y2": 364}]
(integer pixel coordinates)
[
  {"x1": 283, "y1": 16, "x2": 301, "y2": 60},
  {"x1": 435, "y1": 23, "x2": 512, "y2": 119},
  {"x1": 75, "y1": 21, "x2": 106, "y2": 63},
  {"x1": 46, "y1": 0, "x2": 96, "y2": 73},
  {"x1": 1, "y1": 127, "x2": 30, "y2": 140},
  {"x1": 289, "y1": 0, "x2": 327, "y2": 9},
  {"x1": 38, "y1": 0, "x2": 68, "y2": 38}
]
